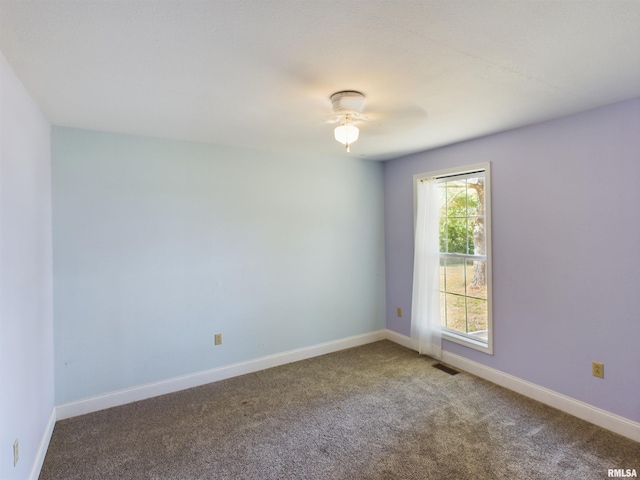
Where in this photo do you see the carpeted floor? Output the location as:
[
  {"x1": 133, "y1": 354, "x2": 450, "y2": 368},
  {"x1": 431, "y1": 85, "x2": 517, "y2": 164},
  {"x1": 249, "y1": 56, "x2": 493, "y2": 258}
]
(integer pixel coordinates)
[{"x1": 40, "y1": 341, "x2": 639, "y2": 479}]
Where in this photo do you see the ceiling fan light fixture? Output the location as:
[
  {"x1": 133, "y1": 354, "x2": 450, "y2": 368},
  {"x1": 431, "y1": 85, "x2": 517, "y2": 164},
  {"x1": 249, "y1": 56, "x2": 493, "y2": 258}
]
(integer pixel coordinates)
[
  {"x1": 330, "y1": 91, "x2": 365, "y2": 153},
  {"x1": 334, "y1": 122, "x2": 359, "y2": 152}
]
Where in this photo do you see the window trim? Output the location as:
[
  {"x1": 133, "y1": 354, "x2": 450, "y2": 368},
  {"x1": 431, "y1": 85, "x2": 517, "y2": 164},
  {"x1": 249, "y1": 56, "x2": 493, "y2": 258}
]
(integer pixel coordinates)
[{"x1": 413, "y1": 162, "x2": 493, "y2": 355}]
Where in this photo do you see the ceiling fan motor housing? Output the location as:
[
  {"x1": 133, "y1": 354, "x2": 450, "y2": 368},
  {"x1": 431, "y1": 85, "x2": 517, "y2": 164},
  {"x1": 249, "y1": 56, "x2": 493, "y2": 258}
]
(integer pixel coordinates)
[{"x1": 330, "y1": 91, "x2": 365, "y2": 116}]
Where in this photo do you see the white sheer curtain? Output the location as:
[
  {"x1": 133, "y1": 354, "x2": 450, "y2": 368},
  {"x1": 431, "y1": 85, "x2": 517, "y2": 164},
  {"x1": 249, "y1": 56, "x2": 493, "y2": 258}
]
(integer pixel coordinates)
[{"x1": 411, "y1": 178, "x2": 442, "y2": 359}]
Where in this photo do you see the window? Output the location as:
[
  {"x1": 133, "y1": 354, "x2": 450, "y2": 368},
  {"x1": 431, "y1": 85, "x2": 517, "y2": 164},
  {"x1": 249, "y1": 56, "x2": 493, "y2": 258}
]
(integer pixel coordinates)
[{"x1": 414, "y1": 163, "x2": 492, "y2": 354}]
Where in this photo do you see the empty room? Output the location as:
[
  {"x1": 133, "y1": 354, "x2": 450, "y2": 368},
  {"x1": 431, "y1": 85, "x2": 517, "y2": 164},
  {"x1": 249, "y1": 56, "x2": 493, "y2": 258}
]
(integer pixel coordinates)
[{"x1": 1, "y1": 1, "x2": 639, "y2": 479}]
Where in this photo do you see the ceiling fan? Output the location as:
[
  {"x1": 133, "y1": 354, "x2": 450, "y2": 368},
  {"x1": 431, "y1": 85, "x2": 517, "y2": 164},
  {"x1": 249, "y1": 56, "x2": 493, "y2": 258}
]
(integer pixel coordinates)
[
  {"x1": 328, "y1": 90, "x2": 428, "y2": 153},
  {"x1": 329, "y1": 91, "x2": 366, "y2": 153}
]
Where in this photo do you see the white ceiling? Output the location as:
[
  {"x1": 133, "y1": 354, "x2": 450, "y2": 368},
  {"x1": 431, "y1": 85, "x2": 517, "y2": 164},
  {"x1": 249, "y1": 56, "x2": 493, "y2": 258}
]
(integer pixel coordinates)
[{"x1": 1, "y1": 1, "x2": 639, "y2": 161}]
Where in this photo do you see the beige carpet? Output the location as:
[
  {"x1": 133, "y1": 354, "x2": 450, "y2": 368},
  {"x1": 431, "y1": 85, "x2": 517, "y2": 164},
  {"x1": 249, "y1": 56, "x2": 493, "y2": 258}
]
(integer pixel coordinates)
[{"x1": 40, "y1": 341, "x2": 639, "y2": 479}]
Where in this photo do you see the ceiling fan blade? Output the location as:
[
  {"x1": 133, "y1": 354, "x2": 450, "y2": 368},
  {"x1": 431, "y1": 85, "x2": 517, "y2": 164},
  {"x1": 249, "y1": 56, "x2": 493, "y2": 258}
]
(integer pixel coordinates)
[
  {"x1": 323, "y1": 116, "x2": 341, "y2": 124},
  {"x1": 364, "y1": 105, "x2": 428, "y2": 134}
]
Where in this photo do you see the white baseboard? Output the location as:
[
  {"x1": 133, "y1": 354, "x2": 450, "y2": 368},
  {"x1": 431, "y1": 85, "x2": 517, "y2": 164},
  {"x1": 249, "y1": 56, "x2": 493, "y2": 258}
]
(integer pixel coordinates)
[
  {"x1": 56, "y1": 330, "x2": 387, "y2": 420},
  {"x1": 385, "y1": 328, "x2": 418, "y2": 351},
  {"x1": 29, "y1": 407, "x2": 56, "y2": 480},
  {"x1": 384, "y1": 329, "x2": 640, "y2": 443},
  {"x1": 53, "y1": 328, "x2": 640, "y2": 444}
]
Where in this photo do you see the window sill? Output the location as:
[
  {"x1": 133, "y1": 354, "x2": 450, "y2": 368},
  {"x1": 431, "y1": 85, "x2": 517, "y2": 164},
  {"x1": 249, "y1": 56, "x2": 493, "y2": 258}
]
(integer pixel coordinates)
[{"x1": 442, "y1": 330, "x2": 493, "y2": 355}]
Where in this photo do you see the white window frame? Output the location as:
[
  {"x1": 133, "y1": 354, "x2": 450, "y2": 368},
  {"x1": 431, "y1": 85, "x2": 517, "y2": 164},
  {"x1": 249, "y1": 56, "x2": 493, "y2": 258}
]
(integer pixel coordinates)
[{"x1": 413, "y1": 162, "x2": 493, "y2": 355}]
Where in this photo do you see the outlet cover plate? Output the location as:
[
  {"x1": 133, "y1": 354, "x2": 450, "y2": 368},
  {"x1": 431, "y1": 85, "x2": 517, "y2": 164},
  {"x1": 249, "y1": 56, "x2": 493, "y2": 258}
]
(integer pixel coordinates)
[{"x1": 592, "y1": 361, "x2": 604, "y2": 378}]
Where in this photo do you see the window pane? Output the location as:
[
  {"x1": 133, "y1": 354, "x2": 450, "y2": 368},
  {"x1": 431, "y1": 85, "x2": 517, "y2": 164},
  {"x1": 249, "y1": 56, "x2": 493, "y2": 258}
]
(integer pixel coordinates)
[
  {"x1": 441, "y1": 259, "x2": 488, "y2": 340},
  {"x1": 445, "y1": 293, "x2": 466, "y2": 333},
  {"x1": 467, "y1": 184, "x2": 479, "y2": 217},
  {"x1": 441, "y1": 179, "x2": 481, "y2": 255},
  {"x1": 466, "y1": 297, "x2": 488, "y2": 335},
  {"x1": 466, "y1": 259, "x2": 487, "y2": 300},
  {"x1": 445, "y1": 217, "x2": 469, "y2": 254},
  {"x1": 446, "y1": 181, "x2": 466, "y2": 215},
  {"x1": 470, "y1": 216, "x2": 485, "y2": 257},
  {"x1": 443, "y1": 257, "x2": 465, "y2": 296},
  {"x1": 439, "y1": 216, "x2": 447, "y2": 253}
]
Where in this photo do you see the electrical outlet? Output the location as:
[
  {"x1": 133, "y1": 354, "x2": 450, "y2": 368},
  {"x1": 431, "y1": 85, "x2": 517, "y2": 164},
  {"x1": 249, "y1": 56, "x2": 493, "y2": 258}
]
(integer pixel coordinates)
[
  {"x1": 397, "y1": 307, "x2": 403, "y2": 317},
  {"x1": 214, "y1": 333, "x2": 222, "y2": 346},
  {"x1": 592, "y1": 361, "x2": 604, "y2": 378},
  {"x1": 13, "y1": 439, "x2": 18, "y2": 467}
]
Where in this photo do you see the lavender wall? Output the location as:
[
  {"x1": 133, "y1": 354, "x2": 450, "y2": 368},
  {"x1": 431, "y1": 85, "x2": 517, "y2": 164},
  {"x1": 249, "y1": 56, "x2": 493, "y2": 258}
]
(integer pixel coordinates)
[{"x1": 384, "y1": 98, "x2": 640, "y2": 422}]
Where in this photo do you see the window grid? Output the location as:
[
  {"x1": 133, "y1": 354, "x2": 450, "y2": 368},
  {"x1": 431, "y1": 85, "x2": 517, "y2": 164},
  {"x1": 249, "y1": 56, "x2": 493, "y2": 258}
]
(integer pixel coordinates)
[{"x1": 439, "y1": 176, "x2": 486, "y2": 341}]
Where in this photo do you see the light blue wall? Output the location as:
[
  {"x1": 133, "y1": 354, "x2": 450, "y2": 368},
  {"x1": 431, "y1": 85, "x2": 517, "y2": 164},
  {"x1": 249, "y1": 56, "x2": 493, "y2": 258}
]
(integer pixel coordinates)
[
  {"x1": 0, "y1": 51, "x2": 54, "y2": 479},
  {"x1": 384, "y1": 98, "x2": 640, "y2": 422},
  {"x1": 52, "y1": 128, "x2": 385, "y2": 404}
]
